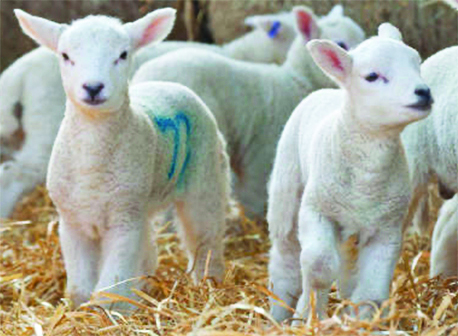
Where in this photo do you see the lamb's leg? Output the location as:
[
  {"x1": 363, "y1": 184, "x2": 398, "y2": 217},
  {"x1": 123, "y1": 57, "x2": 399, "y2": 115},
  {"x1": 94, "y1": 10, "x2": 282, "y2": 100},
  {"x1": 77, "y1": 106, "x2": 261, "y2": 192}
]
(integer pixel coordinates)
[
  {"x1": 0, "y1": 160, "x2": 45, "y2": 218},
  {"x1": 349, "y1": 226, "x2": 402, "y2": 319},
  {"x1": 338, "y1": 234, "x2": 359, "y2": 299},
  {"x1": 269, "y1": 230, "x2": 301, "y2": 322},
  {"x1": 233, "y1": 147, "x2": 272, "y2": 218},
  {"x1": 58, "y1": 220, "x2": 100, "y2": 307},
  {"x1": 430, "y1": 196, "x2": 458, "y2": 278},
  {"x1": 175, "y1": 193, "x2": 226, "y2": 283},
  {"x1": 293, "y1": 206, "x2": 340, "y2": 324},
  {"x1": 95, "y1": 214, "x2": 156, "y2": 311}
]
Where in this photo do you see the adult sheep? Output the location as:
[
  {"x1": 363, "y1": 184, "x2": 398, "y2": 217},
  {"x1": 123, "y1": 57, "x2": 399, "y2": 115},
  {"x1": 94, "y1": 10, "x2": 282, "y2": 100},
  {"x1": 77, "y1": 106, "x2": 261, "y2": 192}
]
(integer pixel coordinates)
[
  {"x1": 132, "y1": 6, "x2": 365, "y2": 217},
  {"x1": 15, "y1": 7, "x2": 230, "y2": 311}
]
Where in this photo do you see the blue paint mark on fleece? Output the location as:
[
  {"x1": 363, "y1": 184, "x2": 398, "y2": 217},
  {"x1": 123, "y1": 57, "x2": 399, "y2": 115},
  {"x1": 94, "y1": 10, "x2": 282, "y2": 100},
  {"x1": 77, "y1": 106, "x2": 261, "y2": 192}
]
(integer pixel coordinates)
[
  {"x1": 268, "y1": 20, "x2": 282, "y2": 38},
  {"x1": 154, "y1": 112, "x2": 191, "y2": 183}
]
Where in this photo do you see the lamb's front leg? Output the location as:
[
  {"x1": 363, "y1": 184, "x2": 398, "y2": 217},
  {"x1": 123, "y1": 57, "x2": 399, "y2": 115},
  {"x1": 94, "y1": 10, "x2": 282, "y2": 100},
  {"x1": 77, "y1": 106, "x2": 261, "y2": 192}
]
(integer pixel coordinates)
[
  {"x1": 349, "y1": 225, "x2": 402, "y2": 319},
  {"x1": 59, "y1": 220, "x2": 100, "y2": 307},
  {"x1": 294, "y1": 206, "x2": 340, "y2": 324},
  {"x1": 95, "y1": 212, "x2": 156, "y2": 311},
  {"x1": 269, "y1": 231, "x2": 302, "y2": 322}
]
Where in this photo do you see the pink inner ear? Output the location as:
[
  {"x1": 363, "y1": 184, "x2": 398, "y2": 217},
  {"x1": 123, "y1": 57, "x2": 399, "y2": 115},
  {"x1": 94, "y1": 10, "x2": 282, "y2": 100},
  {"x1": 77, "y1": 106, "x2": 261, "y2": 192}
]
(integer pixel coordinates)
[
  {"x1": 139, "y1": 15, "x2": 169, "y2": 47},
  {"x1": 323, "y1": 48, "x2": 344, "y2": 72},
  {"x1": 297, "y1": 11, "x2": 312, "y2": 39}
]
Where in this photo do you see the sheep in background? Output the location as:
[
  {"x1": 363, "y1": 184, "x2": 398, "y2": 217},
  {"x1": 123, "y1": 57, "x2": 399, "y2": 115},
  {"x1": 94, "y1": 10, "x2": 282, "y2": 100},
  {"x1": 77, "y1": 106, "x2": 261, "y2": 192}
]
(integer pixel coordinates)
[
  {"x1": 402, "y1": 47, "x2": 458, "y2": 234},
  {"x1": 132, "y1": 6, "x2": 366, "y2": 217},
  {"x1": 15, "y1": 7, "x2": 230, "y2": 310},
  {"x1": 401, "y1": 46, "x2": 457, "y2": 276},
  {"x1": 0, "y1": 47, "x2": 65, "y2": 218},
  {"x1": 267, "y1": 24, "x2": 432, "y2": 323},
  {"x1": 132, "y1": 5, "x2": 352, "y2": 73},
  {"x1": 430, "y1": 194, "x2": 458, "y2": 277}
]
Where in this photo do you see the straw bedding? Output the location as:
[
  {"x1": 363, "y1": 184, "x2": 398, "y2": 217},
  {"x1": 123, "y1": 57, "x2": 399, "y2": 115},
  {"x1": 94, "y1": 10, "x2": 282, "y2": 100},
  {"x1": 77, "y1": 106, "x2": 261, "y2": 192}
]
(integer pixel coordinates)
[{"x1": 0, "y1": 185, "x2": 457, "y2": 336}]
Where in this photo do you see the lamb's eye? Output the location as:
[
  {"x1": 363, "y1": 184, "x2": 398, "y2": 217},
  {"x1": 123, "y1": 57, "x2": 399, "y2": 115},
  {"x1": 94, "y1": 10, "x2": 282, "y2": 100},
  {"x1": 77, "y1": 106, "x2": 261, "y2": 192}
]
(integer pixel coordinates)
[
  {"x1": 62, "y1": 53, "x2": 70, "y2": 61},
  {"x1": 365, "y1": 72, "x2": 379, "y2": 82},
  {"x1": 337, "y1": 41, "x2": 348, "y2": 50},
  {"x1": 120, "y1": 51, "x2": 128, "y2": 60}
]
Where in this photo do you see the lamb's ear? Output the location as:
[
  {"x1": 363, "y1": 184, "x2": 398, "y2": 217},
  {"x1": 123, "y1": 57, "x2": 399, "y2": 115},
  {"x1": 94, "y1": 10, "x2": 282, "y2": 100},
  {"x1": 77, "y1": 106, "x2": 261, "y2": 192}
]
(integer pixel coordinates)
[
  {"x1": 293, "y1": 6, "x2": 320, "y2": 41},
  {"x1": 14, "y1": 9, "x2": 66, "y2": 52},
  {"x1": 327, "y1": 4, "x2": 344, "y2": 19},
  {"x1": 378, "y1": 23, "x2": 403, "y2": 41},
  {"x1": 124, "y1": 8, "x2": 176, "y2": 51},
  {"x1": 307, "y1": 39, "x2": 352, "y2": 86},
  {"x1": 244, "y1": 14, "x2": 283, "y2": 38}
]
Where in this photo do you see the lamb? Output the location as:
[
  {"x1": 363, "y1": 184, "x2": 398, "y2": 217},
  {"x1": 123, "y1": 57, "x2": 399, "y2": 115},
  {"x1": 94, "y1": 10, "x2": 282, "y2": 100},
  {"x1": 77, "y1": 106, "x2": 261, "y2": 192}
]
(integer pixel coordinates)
[
  {"x1": 267, "y1": 23, "x2": 432, "y2": 323},
  {"x1": 402, "y1": 46, "x2": 458, "y2": 231},
  {"x1": 132, "y1": 6, "x2": 366, "y2": 217},
  {"x1": 430, "y1": 194, "x2": 458, "y2": 278},
  {"x1": 131, "y1": 5, "x2": 350, "y2": 72},
  {"x1": 0, "y1": 47, "x2": 65, "y2": 218},
  {"x1": 15, "y1": 7, "x2": 230, "y2": 310},
  {"x1": 401, "y1": 46, "x2": 458, "y2": 276}
]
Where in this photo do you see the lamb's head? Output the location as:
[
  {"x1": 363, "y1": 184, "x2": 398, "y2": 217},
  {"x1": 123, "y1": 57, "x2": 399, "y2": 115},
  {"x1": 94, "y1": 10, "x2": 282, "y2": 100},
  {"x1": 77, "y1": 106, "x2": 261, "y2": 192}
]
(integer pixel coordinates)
[
  {"x1": 244, "y1": 11, "x2": 296, "y2": 42},
  {"x1": 14, "y1": 8, "x2": 176, "y2": 115},
  {"x1": 308, "y1": 23, "x2": 433, "y2": 132},
  {"x1": 318, "y1": 5, "x2": 365, "y2": 51},
  {"x1": 290, "y1": 6, "x2": 365, "y2": 49}
]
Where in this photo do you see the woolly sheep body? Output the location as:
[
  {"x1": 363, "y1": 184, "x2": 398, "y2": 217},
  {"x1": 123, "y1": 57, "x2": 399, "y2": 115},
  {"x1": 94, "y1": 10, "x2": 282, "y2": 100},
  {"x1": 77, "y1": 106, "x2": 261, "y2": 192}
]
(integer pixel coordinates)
[
  {"x1": 402, "y1": 46, "x2": 458, "y2": 276},
  {"x1": 0, "y1": 47, "x2": 65, "y2": 218},
  {"x1": 132, "y1": 7, "x2": 366, "y2": 217},
  {"x1": 15, "y1": 8, "x2": 230, "y2": 311},
  {"x1": 267, "y1": 25, "x2": 431, "y2": 323}
]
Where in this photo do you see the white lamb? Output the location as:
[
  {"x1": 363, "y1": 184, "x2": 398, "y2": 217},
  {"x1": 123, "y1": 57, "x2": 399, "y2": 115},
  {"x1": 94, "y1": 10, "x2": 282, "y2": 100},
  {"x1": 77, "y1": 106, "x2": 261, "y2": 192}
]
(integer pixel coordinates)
[
  {"x1": 132, "y1": 6, "x2": 366, "y2": 217},
  {"x1": 267, "y1": 24, "x2": 432, "y2": 323},
  {"x1": 132, "y1": 5, "x2": 351, "y2": 72},
  {"x1": 15, "y1": 7, "x2": 230, "y2": 310},
  {"x1": 401, "y1": 46, "x2": 458, "y2": 276},
  {"x1": 0, "y1": 47, "x2": 65, "y2": 218}
]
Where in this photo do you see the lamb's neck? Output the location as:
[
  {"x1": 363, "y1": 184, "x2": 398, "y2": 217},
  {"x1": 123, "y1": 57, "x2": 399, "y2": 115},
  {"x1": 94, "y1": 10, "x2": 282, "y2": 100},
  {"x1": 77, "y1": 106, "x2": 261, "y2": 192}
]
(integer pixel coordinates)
[
  {"x1": 282, "y1": 37, "x2": 335, "y2": 89},
  {"x1": 65, "y1": 97, "x2": 132, "y2": 140},
  {"x1": 335, "y1": 99, "x2": 405, "y2": 173}
]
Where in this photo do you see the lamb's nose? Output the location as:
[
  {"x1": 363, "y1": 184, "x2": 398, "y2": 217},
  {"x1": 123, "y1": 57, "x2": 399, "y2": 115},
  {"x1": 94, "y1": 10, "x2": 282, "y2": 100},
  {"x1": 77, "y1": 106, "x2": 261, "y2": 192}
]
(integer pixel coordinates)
[
  {"x1": 83, "y1": 83, "x2": 104, "y2": 100},
  {"x1": 414, "y1": 86, "x2": 433, "y2": 105}
]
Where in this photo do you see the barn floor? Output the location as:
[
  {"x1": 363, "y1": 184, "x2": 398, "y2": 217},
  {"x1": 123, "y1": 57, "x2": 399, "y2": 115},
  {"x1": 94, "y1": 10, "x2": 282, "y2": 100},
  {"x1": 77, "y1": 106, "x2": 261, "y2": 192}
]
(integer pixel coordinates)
[{"x1": 0, "y1": 186, "x2": 457, "y2": 336}]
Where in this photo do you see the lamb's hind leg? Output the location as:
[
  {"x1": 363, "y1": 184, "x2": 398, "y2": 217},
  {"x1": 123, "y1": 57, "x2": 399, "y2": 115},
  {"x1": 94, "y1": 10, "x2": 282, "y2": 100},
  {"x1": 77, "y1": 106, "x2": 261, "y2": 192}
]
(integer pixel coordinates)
[
  {"x1": 430, "y1": 196, "x2": 458, "y2": 278},
  {"x1": 294, "y1": 206, "x2": 340, "y2": 325},
  {"x1": 175, "y1": 190, "x2": 226, "y2": 283}
]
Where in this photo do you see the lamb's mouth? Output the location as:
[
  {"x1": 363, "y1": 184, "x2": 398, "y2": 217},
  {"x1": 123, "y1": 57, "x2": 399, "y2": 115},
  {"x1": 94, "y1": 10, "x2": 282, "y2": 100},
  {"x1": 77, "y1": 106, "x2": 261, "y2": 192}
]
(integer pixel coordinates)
[
  {"x1": 83, "y1": 98, "x2": 107, "y2": 106},
  {"x1": 405, "y1": 102, "x2": 433, "y2": 112}
]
